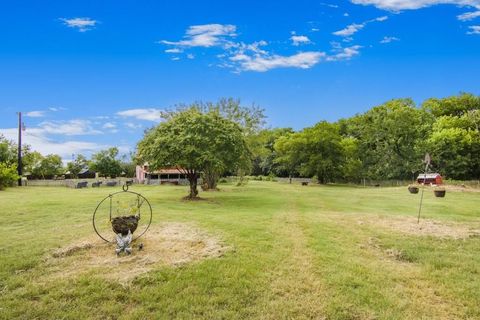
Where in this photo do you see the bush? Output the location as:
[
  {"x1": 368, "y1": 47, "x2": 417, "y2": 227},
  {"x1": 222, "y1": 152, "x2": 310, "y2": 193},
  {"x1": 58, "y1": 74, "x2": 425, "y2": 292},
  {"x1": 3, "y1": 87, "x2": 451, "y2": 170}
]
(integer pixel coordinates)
[
  {"x1": 219, "y1": 178, "x2": 228, "y2": 183},
  {"x1": 0, "y1": 163, "x2": 19, "y2": 190},
  {"x1": 266, "y1": 173, "x2": 277, "y2": 182}
]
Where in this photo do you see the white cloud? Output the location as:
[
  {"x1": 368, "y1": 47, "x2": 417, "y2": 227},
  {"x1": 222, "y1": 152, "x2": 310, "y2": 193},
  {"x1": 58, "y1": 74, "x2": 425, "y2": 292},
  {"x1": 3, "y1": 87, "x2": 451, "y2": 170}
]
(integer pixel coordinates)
[
  {"x1": 0, "y1": 127, "x2": 104, "y2": 159},
  {"x1": 117, "y1": 108, "x2": 162, "y2": 122},
  {"x1": 353, "y1": 1, "x2": 480, "y2": 22},
  {"x1": 60, "y1": 17, "x2": 98, "y2": 32},
  {"x1": 320, "y1": 2, "x2": 340, "y2": 8},
  {"x1": 125, "y1": 122, "x2": 143, "y2": 129},
  {"x1": 380, "y1": 36, "x2": 400, "y2": 43},
  {"x1": 165, "y1": 48, "x2": 183, "y2": 53},
  {"x1": 344, "y1": 12, "x2": 350, "y2": 16},
  {"x1": 231, "y1": 51, "x2": 326, "y2": 72},
  {"x1": 25, "y1": 111, "x2": 45, "y2": 118},
  {"x1": 351, "y1": 0, "x2": 480, "y2": 11},
  {"x1": 333, "y1": 16, "x2": 388, "y2": 37},
  {"x1": 38, "y1": 119, "x2": 102, "y2": 136},
  {"x1": 327, "y1": 45, "x2": 363, "y2": 61},
  {"x1": 171, "y1": 57, "x2": 180, "y2": 61},
  {"x1": 458, "y1": 10, "x2": 480, "y2": 20},
  {"x1": 160, "y1": 24, "x2": 236, "y2": 48},
  {"x1": 467, "y1": 25, "x2": 480, "y2": 33},
  {"x1": 160, "y1": 24, "x2": 363, "y2": 73},
  {"x1": 102, "y1": 122, "x2": 116, "y2": 129},
  {"x1": 290, "y1": 35, "x2": 312, "y2": 46},
  {"x1": 375, "y1": 16, "x2": 389, "y2": 21},
  {"x1": 334, "y1": 23, "x2": 365, "y2": 36},
  {"x1": 311, "y1": 28, "x2": 320, "y2": 32}
]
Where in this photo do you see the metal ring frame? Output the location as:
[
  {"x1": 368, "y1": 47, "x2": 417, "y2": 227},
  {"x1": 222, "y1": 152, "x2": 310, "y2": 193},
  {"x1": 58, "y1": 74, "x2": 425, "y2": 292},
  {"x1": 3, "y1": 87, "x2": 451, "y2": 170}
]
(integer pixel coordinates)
[{"x1": 92, "y1": 185, "x2": 153, "y2": 243}]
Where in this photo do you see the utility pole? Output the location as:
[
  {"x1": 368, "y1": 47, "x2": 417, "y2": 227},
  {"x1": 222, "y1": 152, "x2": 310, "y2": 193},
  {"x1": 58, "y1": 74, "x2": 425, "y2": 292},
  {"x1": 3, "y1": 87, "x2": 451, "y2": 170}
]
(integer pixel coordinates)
[{"x1": 17, "y1": 112, "x2": 23, "y2": 186}]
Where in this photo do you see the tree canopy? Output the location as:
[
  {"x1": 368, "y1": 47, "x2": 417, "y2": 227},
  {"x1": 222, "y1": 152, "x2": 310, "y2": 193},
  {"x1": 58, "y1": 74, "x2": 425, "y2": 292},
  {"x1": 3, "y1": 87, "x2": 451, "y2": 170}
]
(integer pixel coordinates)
[
  {"x1": 90, "y1": 147, "x2": 123, "y2": 178},
  {"x1": 136, "y1": 107, "x2": 249, "y2": 198}
]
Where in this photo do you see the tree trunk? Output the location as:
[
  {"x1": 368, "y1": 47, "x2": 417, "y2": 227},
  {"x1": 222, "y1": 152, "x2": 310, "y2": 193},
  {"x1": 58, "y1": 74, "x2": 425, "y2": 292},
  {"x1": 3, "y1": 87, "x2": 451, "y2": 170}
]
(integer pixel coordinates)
[
  {"x1": 187, "y1": 173, "x2": 199, "y2": 199},
  {"x1": 236, "y1": 168, "x2": 245, "y2": 186},
  {"x1": 203, "y1": 168, "x2": 219, "y2": 190}
]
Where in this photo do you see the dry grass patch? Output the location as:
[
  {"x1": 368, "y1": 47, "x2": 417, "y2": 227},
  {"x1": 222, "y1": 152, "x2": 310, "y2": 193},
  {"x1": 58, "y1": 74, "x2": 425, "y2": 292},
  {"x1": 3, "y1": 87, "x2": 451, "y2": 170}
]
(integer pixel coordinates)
[
  {"x1": 359, "y1": 216, "x2": 480, "y2": 239},
  {"x1": 45, "y1": 222, "x2": 229, "y2": 283}
]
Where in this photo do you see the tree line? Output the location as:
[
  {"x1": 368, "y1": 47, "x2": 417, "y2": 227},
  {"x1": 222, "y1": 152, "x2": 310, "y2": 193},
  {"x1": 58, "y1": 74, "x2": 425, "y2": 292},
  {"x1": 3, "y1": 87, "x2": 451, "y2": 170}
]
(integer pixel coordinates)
[
  {"x1": 136, "y1": 93, "x2": 480, "y2": 199},
  {"x1": 1, "y1": 93, "x2": 478, "y2": 195},
  {"x1": 0, "y1": 140, "x2": 136, "y2": 189},
  {"x1": 254, "y1": 93, "x2": 479, "y2": 184}
]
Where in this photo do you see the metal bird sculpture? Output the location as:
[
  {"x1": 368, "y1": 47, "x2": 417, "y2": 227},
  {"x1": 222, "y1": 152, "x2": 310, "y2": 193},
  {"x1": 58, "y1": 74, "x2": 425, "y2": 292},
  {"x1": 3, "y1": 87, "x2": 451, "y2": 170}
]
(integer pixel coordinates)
[{"x1": 115, "y1": 230, "x2": 133, "y2": 256}]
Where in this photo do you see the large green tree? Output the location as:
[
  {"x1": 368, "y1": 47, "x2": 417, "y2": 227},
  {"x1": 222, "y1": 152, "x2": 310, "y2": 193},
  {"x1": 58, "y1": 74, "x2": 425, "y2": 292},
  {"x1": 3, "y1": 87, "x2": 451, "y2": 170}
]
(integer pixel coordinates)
[
  {"x1": 186, "y1": 98, "x2": 266, "y2": 188},
  {"x1": 423, "y1": 94, "x2": 480, "y2": 179},
  {"x1": 90, "y1": 147, "x2": 122, "y2": 178},
  {"x1": 33, "y1": 154, "x2": 63, "y2": 179},
  {"x1": 250, "y1": 128, "x2": 294, "y2": 177},
  {"x1": 136, "y1": 107, "x2": 249, "y2": 199},
  {"x1": 275, "y1": 122, "x2": 344, "y2": 184},
  {"x1": 345, "y1": 99, "x2": 433, "y2": 180}
]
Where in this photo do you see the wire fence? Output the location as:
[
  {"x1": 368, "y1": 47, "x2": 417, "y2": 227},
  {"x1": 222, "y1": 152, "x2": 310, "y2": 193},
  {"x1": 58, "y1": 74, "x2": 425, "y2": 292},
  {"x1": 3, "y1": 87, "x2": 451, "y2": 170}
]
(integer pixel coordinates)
[
  {"x1": 25, "y1": 178, "x2": 137, "y2": 188},
  {"x1": 22, "y1": 177, "x2": 480, "y2": 189}
]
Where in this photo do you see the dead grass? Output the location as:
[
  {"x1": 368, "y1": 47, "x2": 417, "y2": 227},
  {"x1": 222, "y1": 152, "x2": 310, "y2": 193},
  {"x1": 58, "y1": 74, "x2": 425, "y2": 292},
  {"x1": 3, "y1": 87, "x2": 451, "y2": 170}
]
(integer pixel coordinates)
[
  {"x1": 359, "y1": 216, "x2": 480, "y2": 239},
  {"x1": 443, "y1": 185, "x2": 480, "y2": 193},
  {"x1": 45, "y1": 222, "x2": 229, "y2": 283}
]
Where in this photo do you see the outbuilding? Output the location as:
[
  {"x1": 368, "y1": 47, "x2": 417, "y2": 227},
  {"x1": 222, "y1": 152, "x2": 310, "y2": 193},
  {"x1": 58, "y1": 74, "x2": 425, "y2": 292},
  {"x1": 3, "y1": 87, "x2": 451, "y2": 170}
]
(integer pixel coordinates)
[
  {"x1": 136, "y1": 164, "x2": 188, "y2": 185},
  {"x1": 416, "y1": 173, "x2": 443, "y2": 185}
]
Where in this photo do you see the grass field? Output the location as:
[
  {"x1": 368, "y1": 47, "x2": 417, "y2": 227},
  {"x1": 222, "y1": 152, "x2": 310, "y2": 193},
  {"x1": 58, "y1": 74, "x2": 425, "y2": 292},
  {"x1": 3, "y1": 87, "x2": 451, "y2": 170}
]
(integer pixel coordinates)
[{"x1": 1, "y1": 182, "x2": 479, "y2": 319}]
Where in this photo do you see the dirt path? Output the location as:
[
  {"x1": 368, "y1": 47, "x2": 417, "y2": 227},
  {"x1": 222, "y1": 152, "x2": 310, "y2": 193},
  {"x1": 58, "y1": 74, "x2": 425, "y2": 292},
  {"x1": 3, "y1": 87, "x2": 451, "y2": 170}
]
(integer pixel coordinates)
[{"x1": 259, "y1": 190, "x2": 325, "y2": 319}]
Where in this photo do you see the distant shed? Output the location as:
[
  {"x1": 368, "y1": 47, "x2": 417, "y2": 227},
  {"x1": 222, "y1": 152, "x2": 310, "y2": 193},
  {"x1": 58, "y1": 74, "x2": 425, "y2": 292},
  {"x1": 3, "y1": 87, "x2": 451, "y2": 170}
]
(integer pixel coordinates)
[
  {"x1": 416, "y1": 173, "x2": 443, "y2": 185},
  {"x1": 78, "y1": 167, "x2": 96, "y2": 179}
]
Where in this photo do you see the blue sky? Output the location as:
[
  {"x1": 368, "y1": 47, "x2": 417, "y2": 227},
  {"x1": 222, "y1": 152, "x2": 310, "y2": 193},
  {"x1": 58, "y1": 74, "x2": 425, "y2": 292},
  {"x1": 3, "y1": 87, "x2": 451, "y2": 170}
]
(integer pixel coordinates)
[{"x1": 1, "y1": 0, "x2": 479, "y2": 160}]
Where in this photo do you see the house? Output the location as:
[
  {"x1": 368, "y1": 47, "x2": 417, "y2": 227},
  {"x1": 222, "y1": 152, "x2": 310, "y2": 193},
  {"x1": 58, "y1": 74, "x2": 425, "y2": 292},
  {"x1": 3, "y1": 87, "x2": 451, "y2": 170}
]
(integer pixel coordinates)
[
  {"x1": 136, "y1": 164, "x2": 188, "y2": 185},
  {"x1": 416, "y1": 173, "x2": 443, "y2": 185}
]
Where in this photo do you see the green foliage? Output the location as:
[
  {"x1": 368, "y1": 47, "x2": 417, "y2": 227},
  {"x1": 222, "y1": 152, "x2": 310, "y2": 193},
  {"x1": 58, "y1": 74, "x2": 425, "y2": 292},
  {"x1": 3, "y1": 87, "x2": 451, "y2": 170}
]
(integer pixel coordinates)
[
  {"x1": 422, "y1": 92, "x2": 480, "y2": 117},
  {"x1": 32, "y1": 154, "x2": 63, "y2": 179},
  {"x1": 66, "y1": 154, "x2": 87, "y2": 178},
  {"x1": 120, "y1": 161, "x2": 136, "y2": 178},
  {"x1": 250, "y1": 128, "x2": 294, "y2": 176},
  {"x1": 339, "y1": 137, "x2": 363, "y2": 182},
  {"x1": 213, "y1": 97, "x2": 266, "y2": 136},
  {"x1": 0, "y1": 135, "x2": 17, "y2": 166},
  {"x1": 22, "y1": 151, "x2": 43, "y2": 176},
  {"x1": 137, "y1": 107, "x2": 249, "y2": 198},
  {"x1": 345, "y1": 99, "x2": 433, "y2": 180},
  {"x1": 275, "y1": 122, "x2": 344, "y2": 183},
  {"x1": 422, "y1": 94, "x2": 480, "y2": 179},
  {"x1": 0, "y1": 163, "x2": 18, "y2": 190},
  {"x1": 90, "y1": 147, "x2": 122, "y2": 178}
]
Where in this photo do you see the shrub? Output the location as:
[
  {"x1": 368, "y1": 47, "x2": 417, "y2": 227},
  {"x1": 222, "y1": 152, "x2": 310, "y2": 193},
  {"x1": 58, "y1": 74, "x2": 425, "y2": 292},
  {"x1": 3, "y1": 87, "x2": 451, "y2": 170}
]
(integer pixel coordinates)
[
  {"x1": 266, "y1": 173, "x2": 277, "y2": 182},
  {"x1": 0, "y1": 163, "x2": 19, "y2": 190}
]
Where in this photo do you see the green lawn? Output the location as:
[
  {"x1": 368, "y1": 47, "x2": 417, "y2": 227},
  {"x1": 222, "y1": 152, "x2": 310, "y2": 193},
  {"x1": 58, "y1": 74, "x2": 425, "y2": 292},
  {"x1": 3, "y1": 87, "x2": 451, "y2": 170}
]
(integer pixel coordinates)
[{"x1": 1, "y1": 182, "x2": 479, "y2": 319}]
